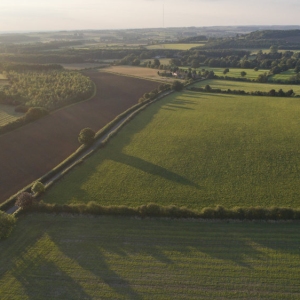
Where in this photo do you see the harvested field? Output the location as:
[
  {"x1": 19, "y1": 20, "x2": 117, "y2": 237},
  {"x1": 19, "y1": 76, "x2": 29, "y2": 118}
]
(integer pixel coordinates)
[
  {"x1": 0, "y1": 72, "x2": 159, "y2": 203},
  {"x1": 1, "y1": 214, "x2": 300, "y2": 299},
  {"x1": 103, "y1": 66, "x2": 177, "y2": 82}
]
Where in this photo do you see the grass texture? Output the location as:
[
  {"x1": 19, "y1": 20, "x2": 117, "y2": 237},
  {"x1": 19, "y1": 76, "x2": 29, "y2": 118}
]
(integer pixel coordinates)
[
  {"x1": 0, "y1": 214, "x2": 299, "y2": 299},
  {"x1": 43, "y1": 89, "x2": 300, "y2": 209},
  {"x1": 194, "y1": 79, "x2": 300, "y2": 95}
]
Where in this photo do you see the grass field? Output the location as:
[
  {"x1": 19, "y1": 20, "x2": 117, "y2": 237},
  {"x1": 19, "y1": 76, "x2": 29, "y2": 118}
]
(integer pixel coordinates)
[
  {"x1": 60, "y1": 63, "x2": 109, "y2": 70},
  {"x1": 0, "y1": 105, "x2": 23, "y2": 127},
  {"x1": 270, "y1": 69, "x2": 296, "y2": 82},
  {"x1": 202, "y1": 67, "x2": 269, "y2": 80},
  {"x1": 103, "y1": 66, "x2": 177, "y2": 82},
  {"x1": 146, "y1": 43, "x2": 205, "y2": 50},
  {"x1": 194, "y1": 79, "x2": 300, "y2": 95},
  {"x1": 44, "y1": 90, "x2": 300, "y2": 209},
  {"x1": 1, "y1": 214, "x2": 299, "y2": 299}
]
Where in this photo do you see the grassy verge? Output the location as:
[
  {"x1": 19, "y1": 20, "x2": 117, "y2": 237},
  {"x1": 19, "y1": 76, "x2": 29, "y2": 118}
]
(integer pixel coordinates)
[
  {"x1": 43, "y1": 90, "x2": 300, "y2": 209},
  {"x1": 0, "y1": 214, "x2": 299, "y2": 299}
]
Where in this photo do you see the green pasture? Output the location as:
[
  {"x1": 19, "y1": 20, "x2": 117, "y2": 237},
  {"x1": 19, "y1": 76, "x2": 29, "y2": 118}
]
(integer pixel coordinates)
[
  {"x1": 146, "y1": 43, "x2": 204, "y2": 50},
  {"x1": 203, "y1": 67, "x2": 269, "y2": 80},
  {"x1": 0, "y1": 105, "x2": 23, "y2": 127},
  {"x1": 195, "y1": 79, "x2": 300, "y2": 95},
  {"x1": 1, "y1": 214, "x2": 299, "y2": 299},
  {"x1": 141, "y1": 58, "x2": 172, "y2": 66},
  {"x1": 44, "y1": 90, "x2": 300, "y2": 209},
  {"x1": 270, "y1": 69, "x2": 296, "y2": 82}
]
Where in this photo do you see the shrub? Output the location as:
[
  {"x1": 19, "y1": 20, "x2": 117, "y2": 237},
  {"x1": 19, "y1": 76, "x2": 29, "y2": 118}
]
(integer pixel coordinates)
[
  {"x1": 172, "y1": 80, "x2": 184, "y2": 91},
  {"x1": 0, "y1": 211, "x2": 16, "y2": 240},
  {"x1": 31, "y1": 181, "x2": 45, "y2": 194},
  {"x1": 15, "y1": 192, "x2": 34, "y2": 208},
  {"x1": 24, "y1": 107, "x2": 49, "y2": 122},
  {"x1": 78, "y1": 128, "x2": 95, "y2": 145}
]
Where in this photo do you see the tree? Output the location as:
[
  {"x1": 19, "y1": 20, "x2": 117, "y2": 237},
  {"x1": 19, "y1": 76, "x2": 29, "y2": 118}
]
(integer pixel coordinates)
[
  {"x1": 205, "y1": 85, "x2": 212, "y2": 92},
  {"x1": 223, "y1": 68, "x2": 229, "y2": 75},
  {"x1": 78, "y1": 128, "x2": 95, "y2": 145},
  {"x1": 15, "y1": 192, "x2": 34, "y2": 208},
  {"x1": 0, "y1": 211, "x2": 16, "y2": 240},
  {"x1": 172, "y1": 80, "x2": 184, "y2": 91},
  {"x1": 270, "y1": 45, "x2": 278, "y2": 54},
  {"x1": 240, "y1": 71, "x2": 247, "y2": 77},
  {"x1": 31, "y1": 181, "x2": 45, "y2": 194}
]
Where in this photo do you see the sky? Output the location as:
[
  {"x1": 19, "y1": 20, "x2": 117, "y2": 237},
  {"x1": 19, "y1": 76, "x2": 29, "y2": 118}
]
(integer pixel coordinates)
[{"x1": 0, "y1": 0, "x2": 299, "y2": 32}]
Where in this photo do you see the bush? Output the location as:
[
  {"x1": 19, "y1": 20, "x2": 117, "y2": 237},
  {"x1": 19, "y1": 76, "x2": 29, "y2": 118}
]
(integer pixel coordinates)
[
  {"x1": 15, "y1": 192, "x2": 34, "y2": 208},
  {"x1": 78, "y1": 128, "x2": 95, "y2": 145},
  {"x1": 31, "y1": 181, "x2": 45, "y2": 194},
  {"x1": 172, "y1": 80, "x2": 184, "y2": 91},
  {"x1": 0, "y1": 211, "x2": 16, "y2": 240},
  {"x1": 24, "y1": 107, "x2": 49, "y2": 122}
]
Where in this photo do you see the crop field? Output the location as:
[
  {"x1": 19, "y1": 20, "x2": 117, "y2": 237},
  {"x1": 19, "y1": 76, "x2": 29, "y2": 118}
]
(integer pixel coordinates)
[
  {"x1": 0, "y1": 72, "x2": 159, "y2": 203},
  {"x1": 1, "y1": 214, "x2": 299, "y2": 299},
  {"x1": 44, "y1": 90, "x2": 300, "y2": 209},
  {"x1": 194, "y1": 79, "x2": 300, "y2": 95},
  {"x1": 146, "y1": 43, "x2": 205, "y2": 50},
  {"x1": 141, "y1": 58, "x2": 172, "y2": 66},
  {"x1": 103, "y1": 66, "x2": 176, "y2": 82},
  {"x1": 0, "y1": 105, "x2": 23, "y2": 127}
]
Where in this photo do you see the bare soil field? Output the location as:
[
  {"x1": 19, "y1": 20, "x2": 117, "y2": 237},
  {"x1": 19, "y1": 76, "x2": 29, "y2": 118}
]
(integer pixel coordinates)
[
  {"x1": 103, "y1": 65, "x2": 176, "y2": 82},
  {"x1": 0, "y1": 71, "x2": 159, "y2": 203}
]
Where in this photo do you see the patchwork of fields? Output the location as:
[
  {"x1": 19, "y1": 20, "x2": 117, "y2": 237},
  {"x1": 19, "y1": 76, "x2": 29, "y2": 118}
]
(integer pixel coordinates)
[
  {"x1": 194, "y1": 79, "x2": 300, "y2": 95},
  {"x1": 0, "y1": 72, "x2": 159, "y2": 203},
  {"x1": 44, "y1": 89, "x2": 300, "y2": 209},
  {"x1": 146, "y1": 43, "x2": 204, "y2": 50},
  {"x1": 1, "y1": 214, "x2": 299, "y2": 299},
  {"x1": 0, "y1": 105, "x2": 23, "y2": 127}
]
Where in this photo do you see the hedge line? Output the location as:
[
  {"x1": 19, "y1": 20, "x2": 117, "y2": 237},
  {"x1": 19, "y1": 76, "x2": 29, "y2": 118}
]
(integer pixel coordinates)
[{"x1": 15, "y1": 202, "x2": 300, "y2": 221}]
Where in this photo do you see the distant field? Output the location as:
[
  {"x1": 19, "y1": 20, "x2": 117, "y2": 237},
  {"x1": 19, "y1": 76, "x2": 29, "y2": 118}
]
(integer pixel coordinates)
[
  {"x1": 0, "y1": 73, "x2": 7, "y2": 80},
  {"x1": 103, "y1": 65, "x2": 177, "y2": 82},
  {"x1": 146, "y1": 43, "x2": 205, "y2": 50},
  {"x1": 195, "y1": 79, "x2": 300, "y2": 95},
  {"x1": 0, "y1": 105, "x2": 23, "y2": 127},
  {"x1": 44, "y1": 90, "x2": 300, "y2": 209},
  {"x1": 61, "y1": 63, "x2": 109, "y2": 70},
  {"x1": 1, "y1": 214, "x2": 299, "y2": 299},
  {"x1": 202, "y1": 67, "x2": 269, "y2": 80},
  {"x1": 142, "y1": 58, "x2": 172, "y2": 66},
  {"x1": 270, "y1": 69, "x2": 296, "y2": 82}
]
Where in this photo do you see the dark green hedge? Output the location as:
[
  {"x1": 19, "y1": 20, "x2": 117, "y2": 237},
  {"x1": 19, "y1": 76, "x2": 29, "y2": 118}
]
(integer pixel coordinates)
[{"x1": 16, "y1": 202, "x2": 300, "y2": 221}]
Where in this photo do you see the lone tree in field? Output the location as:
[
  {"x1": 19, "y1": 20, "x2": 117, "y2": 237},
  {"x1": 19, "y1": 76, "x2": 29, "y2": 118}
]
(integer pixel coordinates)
[
  {"x1": 241, "y1": 71, "x2": 247, "y2": 77},
  {"x1": 15, "y1": 192, "x2": 34, "y2": 208},
  {"x1": 172, "y1": 80, "x2": 184, "y2": 92},
  {"x1": 78, "y1": 128, "x2": 96, "y2": 145}
]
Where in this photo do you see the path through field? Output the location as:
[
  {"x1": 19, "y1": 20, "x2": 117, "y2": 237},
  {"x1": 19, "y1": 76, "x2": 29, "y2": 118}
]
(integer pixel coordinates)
[{"x1": 0, "y1": 72, "x2": 159, "y2": 203}]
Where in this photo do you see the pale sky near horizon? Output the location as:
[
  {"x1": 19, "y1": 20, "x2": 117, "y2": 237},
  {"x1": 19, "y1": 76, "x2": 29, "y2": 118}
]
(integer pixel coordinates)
[{"x1": 0, "y1": 0, "x2": 299, "y2": 32}]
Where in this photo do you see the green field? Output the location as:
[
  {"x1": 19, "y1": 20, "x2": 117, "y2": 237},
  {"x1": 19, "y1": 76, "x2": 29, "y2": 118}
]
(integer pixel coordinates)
[
  {"x1": 44, "y1": 90, "x2": 300, "y2": 209},
  {"x1": 194, "y1": 79, "x2": 300, "y2": 95},
  {"x1": 1, "y1": 214, "x2": 299, "y2": 299},
  {"x1": 270, "y1": 69, "x2": 296, "y2": 82},
  {"x1": 0, "y1": 104, "x2": 23, "y2": 127},
  {"x1": 202, "y1": 67, "x2": 269, "y2": 80},
  {"x1": 146, "y1": 43, "x2": 204, "y2": 50}
]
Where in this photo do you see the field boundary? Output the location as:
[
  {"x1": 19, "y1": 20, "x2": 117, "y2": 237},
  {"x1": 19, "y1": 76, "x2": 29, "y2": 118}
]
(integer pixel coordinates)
[{"x1": 1, "y1": 89, "x2": 174, "y2": 214}]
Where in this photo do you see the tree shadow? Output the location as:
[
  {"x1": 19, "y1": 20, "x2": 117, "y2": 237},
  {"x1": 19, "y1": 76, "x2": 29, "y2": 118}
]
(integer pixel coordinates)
[
  {"x1": 110, "y1": 152, "x2": 200, "y2": 189},
  {"x1": 12, "y1": 260, "x2": 92, "y2": 300}
]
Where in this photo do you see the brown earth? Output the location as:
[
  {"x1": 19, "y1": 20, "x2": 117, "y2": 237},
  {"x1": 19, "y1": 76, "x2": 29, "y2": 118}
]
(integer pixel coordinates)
[{"x1": 0, "y1": 72, "x2": 159, "y2": 203}]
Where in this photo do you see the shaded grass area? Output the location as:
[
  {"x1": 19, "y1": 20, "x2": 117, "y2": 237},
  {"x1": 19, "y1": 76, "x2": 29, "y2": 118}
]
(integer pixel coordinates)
[
  {"x1": 44, "y1": 90, "x2": 300, "y2": 209},
  {"x1": 1, "y1": 214, "x2": 300, "y2": 299},
  {"x1": 270, "y1": 69, "x2": 297, "y2": 82},
  {"x1": 194, "y1": 79, "x2": 300, "y2": 95},
  {"x1": 0, "y1": 104, "x2": 23, "y2": 127}
]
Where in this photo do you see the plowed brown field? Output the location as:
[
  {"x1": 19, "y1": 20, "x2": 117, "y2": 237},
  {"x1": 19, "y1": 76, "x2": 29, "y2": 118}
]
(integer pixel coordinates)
[{"x1": 0, "y1": 72, "x2": 159, "y2": 203}]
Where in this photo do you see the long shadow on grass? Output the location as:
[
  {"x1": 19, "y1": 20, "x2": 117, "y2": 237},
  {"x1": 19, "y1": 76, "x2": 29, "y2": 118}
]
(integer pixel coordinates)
[
  {"x1": 13, "y1": 260, "x2": 92, "y2": 300},
  {"x1": 111, "y1": 152, "x2": 200, "y2": 189}
]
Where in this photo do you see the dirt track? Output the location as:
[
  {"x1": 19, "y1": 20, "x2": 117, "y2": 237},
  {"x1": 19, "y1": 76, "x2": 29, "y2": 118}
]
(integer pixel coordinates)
[{"x1": 0, "y1": 72, "x2": 159, "y2": 203}]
